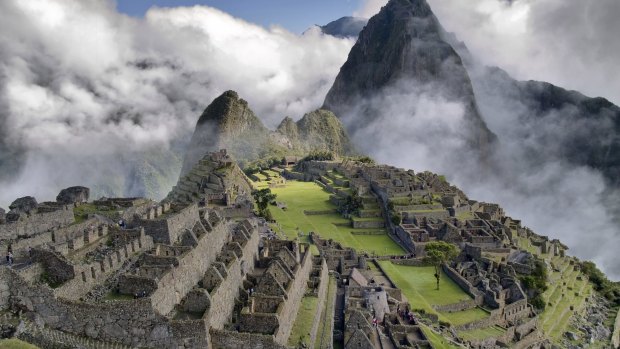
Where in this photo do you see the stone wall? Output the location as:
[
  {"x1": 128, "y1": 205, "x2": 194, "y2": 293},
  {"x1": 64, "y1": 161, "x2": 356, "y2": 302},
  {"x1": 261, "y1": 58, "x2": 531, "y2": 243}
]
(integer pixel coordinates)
[
  {"x1": 273, "y1": 249, "x2": 314, "y2": 344},
  {"x1": 138, "y1": 203, "x2": 200, "y2": 244},
  {"x1": 54, "y1": 231, "x2": 154, "y2": 300},
  {"x1": 352, "y1": 219, "x2": 385, "y2": 229},
  {"x1": 613, "y1": 307, "x2": 620, "y2": 349},
  {"x1": 205, "y1": 227, "x2": 260, "y2": 329},
  {"x1": 305, "y1": 259, "x2": 329, "y2": 348},
  {"x1": 0, "y1": 206, "x2": 74, "y2": 240},
  {"x1": 0, "y1": 268, "x2": 201, "y2": 348},
  {"x1": 504, "y1": 299, "x2": 530, "y2": 324},
  {"x1": 433, "y1": 299, "x2": 479, "y2": 313},
  {"x1": 150, "y1": 219, "x2": 233, "y2": 316},
  {"x1": 442, "y1": 265, "x2": 484, "y2": 305},
  {"x1": 210, "y1": 329, "x2": 289, "y2": 349}
]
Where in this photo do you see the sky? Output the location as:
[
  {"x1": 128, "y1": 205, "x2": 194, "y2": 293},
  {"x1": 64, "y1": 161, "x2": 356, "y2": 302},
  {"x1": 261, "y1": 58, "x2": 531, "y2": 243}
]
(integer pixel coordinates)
[{"x1": 115, "y1": 0, "x2": 365, "y2": 33}]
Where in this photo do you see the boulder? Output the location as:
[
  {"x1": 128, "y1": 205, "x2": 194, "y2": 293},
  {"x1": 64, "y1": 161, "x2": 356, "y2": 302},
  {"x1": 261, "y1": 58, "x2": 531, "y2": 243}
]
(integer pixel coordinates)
[
  {"x1": 9, "y1": 196, "x2": 38, "y2": 214},
  {"x1": 56, "y1": 186, "x2": 90, "y2": 204}
]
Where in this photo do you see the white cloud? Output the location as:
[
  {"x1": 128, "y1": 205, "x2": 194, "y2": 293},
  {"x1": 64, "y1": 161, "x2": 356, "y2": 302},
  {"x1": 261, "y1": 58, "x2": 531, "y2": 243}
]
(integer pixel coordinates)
[
  {"x1": 353, "y1": 0, "x2": 387, "y2": 18},
  {"x1": 0, "y1": 0, "x2": 354, "y2": 205}
]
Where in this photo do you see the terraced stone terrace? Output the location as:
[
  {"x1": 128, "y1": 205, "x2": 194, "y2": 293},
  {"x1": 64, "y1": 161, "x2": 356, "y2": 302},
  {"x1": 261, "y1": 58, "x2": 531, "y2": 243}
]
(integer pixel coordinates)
[
  {"x1": 267, "y1": 180, "x2": 404, "y2": 256},
  {"x1": 539, "y1": 255, "x2": 593, "y2": 341},
  {"x1": 513, "y1": 234, "x2": 595, "y2": 344},
  {"x1": 377, "y1": 261, "x2": 490, "y2": 326}
]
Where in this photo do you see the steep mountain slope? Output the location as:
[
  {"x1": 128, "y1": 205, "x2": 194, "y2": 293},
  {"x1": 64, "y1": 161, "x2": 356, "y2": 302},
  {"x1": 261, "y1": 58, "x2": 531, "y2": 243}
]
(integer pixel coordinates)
[
  {"x1": 320, "y1": 16, "x2": 368, "y2": 39},
  {"x1": 323, "y1": 0, "x2": 495, "y2": 152},
  {"x1": 277, "y1": 109, "x2": 356, "y2": 156},
  {"x1": 180, "y1": 91, "x2": 270, "y2": 176},
  {"x1": 181, "y1": 91, "x2": 357, "y2": 176}
]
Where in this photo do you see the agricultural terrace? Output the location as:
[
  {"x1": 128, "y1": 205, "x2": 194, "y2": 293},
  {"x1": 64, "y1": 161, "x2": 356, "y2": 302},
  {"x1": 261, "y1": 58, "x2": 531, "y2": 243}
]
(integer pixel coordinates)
[
  {"x1": 268, "y1": 180, "x2": 404, "y2": 256},
  {"x1": 539, "y1": 255, "x2": 593, "y2": 342},
  {"x1": 378, "y1": 261, "x2": 490, "y2": 326}
]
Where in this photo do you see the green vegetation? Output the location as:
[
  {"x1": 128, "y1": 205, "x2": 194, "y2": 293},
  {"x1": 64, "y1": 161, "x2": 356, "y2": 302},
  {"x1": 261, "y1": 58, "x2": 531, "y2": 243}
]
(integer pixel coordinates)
[
  {"x1": 519, "y1": 259, "x2": 548, "y2": 310},
  {"x1": 340, "y1": 193, "x2": 363, "y2": 215},
  {"x1": 419, "y1": 324, "x2": 461, "y2": 349},
  {"x1": 424, "y1": 241, "x2": 460, "y2": 290},
  {"x1": 346, "y1": 155, "x2": 375, "y2": 164},
  {"x1": 539, "y1": 255, "x2": 593, "y2": 342},
  {"x1": 300, "y1": 151, "x2": 335, "y2": 162},
  {"x1": 288, "y1": 296, "x2": 319, "y2": 347},
  {"x1": 269, "y1": 181, "x2": 403, "y2": 256},
  {"x1": 378, "y1": 263, "x2": 471, "y2": 307},
  {"x1": 581, "y1": 261, "x2": 620, "y2": 306},
  {"x1": 439, "y1": 308, "x2": 489, "y2": 326},
  {"x1": 0, "y1": 339, "x2": 39, "y2": 349},
  {"x1": 243, "y1": 157, "x2": 283, "y2": 175},
  {"x1": 315, "y1": 275, "x2": 337, "y2": 349},
  {"x1": 103, "y1": 291, "x2": 135, "y2": 301},
  {"x1": 459, "y1": 325, "x2": 506, "y2": 341},
  {"x1": 252, "y1": 188, "x2": 277, "y2": 220},
  {"x1": 40, "y1": 271, "x2": 62, "y2": 288}
]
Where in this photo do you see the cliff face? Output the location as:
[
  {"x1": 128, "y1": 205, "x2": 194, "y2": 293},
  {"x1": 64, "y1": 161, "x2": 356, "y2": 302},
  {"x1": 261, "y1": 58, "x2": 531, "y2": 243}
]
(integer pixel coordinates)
[
  {"x1": 181, "y1": 92, "x2": 357, "y2": 176},
  {"x1": 323, "y1": 0, "x2": 495, "y2": 151}
]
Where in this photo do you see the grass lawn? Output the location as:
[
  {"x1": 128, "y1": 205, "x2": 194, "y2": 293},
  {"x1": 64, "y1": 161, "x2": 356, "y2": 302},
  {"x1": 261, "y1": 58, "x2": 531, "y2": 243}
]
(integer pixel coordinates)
[
  {"x1": 0, "y1": 339, "x2": 39, "y2": 349},
  {"x1": 378, "y1": 262, "x2": 488, "y2": 326},
  {"x1": 270, "y1": 181, "x2": 404, "y2": 256},
  {"x1": 420, "y1": 324, "x2": 461, "y2": 349},
  {"x1": 459, "y1": 326, "x2": 506, "y2": 341},
  {"x1": 439, "y1": 308, "x2": 490, "y2": 326},
  {"x1": 316, "y1": 275, "x2": 337, "y2": 349},
  {"x1": 288, "y1": 296, "x2": 319, "y2": 347}
]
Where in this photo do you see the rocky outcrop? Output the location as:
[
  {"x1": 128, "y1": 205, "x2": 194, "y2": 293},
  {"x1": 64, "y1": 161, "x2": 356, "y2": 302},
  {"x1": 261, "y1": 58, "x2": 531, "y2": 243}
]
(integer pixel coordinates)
[
  {"x1": 9, "y1": 196, "x2": 38, "y2": 214},
  {"x1": 56, "y1": 186, "x2": 90, "y2": 205},
  {"x1": 323, "y1": 0, "x2": 495, "y2": 151}
]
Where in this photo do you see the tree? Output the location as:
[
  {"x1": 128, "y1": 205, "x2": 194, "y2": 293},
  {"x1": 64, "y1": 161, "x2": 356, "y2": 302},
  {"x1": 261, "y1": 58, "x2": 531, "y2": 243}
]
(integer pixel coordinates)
[
  {"x1": 253, "y1": 188, "x2": 276, "y2": 217},
  {"x1": 424, "y1": 241, "x2": 459, "y2": 290}
]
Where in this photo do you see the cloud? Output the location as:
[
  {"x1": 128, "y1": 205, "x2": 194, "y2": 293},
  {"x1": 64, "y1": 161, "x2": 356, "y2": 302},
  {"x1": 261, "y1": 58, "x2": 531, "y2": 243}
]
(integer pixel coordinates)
[
  {"x1": 0, "y1": 0, "x2": 354, "y2": 205},
  {"x1": 426, "y1": 0, "x2": 620, "y2": 105},
  {"x1": 353, "y1": 0, "x2": 388, "y2": 18}
]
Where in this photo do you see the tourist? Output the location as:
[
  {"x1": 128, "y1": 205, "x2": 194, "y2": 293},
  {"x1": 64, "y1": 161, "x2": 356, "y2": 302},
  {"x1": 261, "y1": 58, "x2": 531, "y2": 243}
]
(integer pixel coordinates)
[{"x1": 8, "y1": 251, "x2": 13, "y2": 266}]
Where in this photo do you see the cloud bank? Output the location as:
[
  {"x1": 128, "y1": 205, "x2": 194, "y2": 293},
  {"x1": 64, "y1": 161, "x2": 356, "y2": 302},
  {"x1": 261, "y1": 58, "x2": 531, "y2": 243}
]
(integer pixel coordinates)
[
  {"x1": 0, "y1": 0, "x2": 354, "y2": 205},
  {"x1": 356, "y1": 0, "x2": 620, "y2": 105}
]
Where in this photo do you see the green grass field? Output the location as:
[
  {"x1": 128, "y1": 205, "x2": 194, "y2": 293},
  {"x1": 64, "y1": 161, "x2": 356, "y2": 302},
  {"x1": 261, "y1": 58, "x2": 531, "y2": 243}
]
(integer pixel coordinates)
[
  {"x1": 0, "y1": 339, "x2": 39, "y2": 349},
  {"x1": 459, "y1": 325, "x2": 506, "y2": 341},
  {"x1": 378, "y1": 262, "x2": 488, "y2": 326},
  {"x1": 288, "y1": 296, "x2": 320, "y2": 347},
  {"x1": 420, "y1": 324, "x2": 461, "y2": 349},
  {"x1": 269, "y1": 181, "x2": 404, "y2": 256}
]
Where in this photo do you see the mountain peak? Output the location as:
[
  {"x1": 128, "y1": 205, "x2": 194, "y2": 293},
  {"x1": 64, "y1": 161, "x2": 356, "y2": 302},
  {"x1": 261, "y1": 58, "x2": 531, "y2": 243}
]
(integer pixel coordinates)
[
  {"x1": 323, "y1": 0, "x2": 495, "y2": 150},
  {"x1": 320, "y1": 16, "x2": 368, "y2": 39}
]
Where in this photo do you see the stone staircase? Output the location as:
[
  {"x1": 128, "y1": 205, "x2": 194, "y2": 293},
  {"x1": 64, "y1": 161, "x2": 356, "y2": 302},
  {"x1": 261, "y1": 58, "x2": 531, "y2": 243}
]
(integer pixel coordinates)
[{"x1": 15, "y1": 318, "x2": 133, "y2": 349}]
